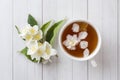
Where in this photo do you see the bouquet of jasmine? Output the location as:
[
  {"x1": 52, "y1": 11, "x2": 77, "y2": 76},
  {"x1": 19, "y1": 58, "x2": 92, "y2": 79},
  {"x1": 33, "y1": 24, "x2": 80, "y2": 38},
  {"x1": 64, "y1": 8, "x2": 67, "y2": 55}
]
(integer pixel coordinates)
[{"x1": 15, "y1": 14, "x2": 65, "y2": 63}]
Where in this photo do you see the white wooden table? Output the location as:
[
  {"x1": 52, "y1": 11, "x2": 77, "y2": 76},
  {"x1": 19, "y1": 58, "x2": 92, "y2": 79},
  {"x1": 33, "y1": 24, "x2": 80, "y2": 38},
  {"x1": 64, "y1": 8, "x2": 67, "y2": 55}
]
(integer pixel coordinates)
[{"x1": 0, "y1": 0, "x2": 119, "y2": 80}]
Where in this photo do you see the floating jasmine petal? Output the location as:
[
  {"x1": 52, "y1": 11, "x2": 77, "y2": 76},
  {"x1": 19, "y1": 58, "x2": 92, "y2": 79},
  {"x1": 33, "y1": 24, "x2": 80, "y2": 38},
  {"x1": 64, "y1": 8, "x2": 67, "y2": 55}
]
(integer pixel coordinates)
[
  {"x1": 63, "y1": 34, "x2": 78, "y2": 50},
  {"x1": 80, "y1": 41, "x2": 88, "y2": 49},
  {"x1": 78, "y1": 31, "x2": 88, "y2": 41},
  {"x1": 83, "y1": 48, "x2": 89, "y2": 57},
  {"x1": 66, "y1": 34, "x2": 73, "y2": 39},
  {"x1": 72, "y1": 23, "x2": 80, "y2": 32},
  {"x1": 70, "y1": 46, "x2": 76, "y2": 50}
]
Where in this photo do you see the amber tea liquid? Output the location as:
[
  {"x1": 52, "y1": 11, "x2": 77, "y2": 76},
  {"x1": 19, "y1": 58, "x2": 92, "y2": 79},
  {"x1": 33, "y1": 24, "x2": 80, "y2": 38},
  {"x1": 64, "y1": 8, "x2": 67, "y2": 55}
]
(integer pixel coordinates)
[{"x1": 61, "y1": 21, "x2": 98, "y2": 58}]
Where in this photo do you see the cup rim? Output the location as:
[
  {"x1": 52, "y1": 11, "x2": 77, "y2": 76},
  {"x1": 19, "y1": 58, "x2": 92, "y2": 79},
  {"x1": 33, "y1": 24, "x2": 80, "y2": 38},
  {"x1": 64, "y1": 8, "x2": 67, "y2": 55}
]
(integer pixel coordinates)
[{"x1": 59, "y1": 19, "x2": 102, "y2": 61}]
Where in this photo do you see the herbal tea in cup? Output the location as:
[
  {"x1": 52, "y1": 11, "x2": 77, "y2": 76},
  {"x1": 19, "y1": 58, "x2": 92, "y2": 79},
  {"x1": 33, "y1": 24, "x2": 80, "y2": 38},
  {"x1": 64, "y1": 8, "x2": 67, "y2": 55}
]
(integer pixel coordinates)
[{"x1": 59, "y1": 20, "x2": 101, "y2": 61}]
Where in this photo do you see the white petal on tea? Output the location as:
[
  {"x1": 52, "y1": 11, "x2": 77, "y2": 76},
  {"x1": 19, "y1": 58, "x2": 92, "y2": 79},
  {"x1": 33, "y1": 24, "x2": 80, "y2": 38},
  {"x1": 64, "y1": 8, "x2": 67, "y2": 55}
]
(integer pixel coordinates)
[
  {"x1": 67, "y1": 46, "x2": 76, "y2": 50},
  {"x1": 63, "y1": 34, "x2": 78, "y2": 50},
  {"x1": 83, "y1": 48, "x2": 89, "y2": 57},
  {"x1": 91, "y1": 60, "x2": 97, "y2": 67},
  {"x1": 66, "y1": 34, "x2": 72, "y2": 39},
  {"x1": 70, "y1": 46, "x2": 76, "y2": 50},
  {"x1": 80, "y1": 41, "x2": 88, "y2": 49},
  {"x1": 73, "y1": 34, "x2": 78, "y2": 40},
  {"x1": 72, "y1": 23, "x2": 80, "y2": 32},
  {"x1": 78, "y1": 31, "x2": 88, "y2": 40}
]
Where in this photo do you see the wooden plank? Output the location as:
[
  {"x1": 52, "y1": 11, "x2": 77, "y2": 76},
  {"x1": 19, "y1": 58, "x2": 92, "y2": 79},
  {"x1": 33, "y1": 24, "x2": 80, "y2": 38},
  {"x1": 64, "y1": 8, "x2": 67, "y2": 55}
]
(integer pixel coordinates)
[
  {"x1": 27, "y1": 0, "x2": 42, "y2": 80},
  {"x1": 0, "y1": 0, "x2": 12, "y2": 80},
  {"x1": 72, "y1": 0, "x2": 88, "y2": 80},
  {"x1": 56, "y1": 0, "x2": 73, "y2": 80},
  {"x1": 42, "y1": 0, "x2": 58, "y2": 80},
  {"x1": 13, "y1": 0, "x2": 28, "y2": 80},
  {"x1": 88, "y1": 0, "x2": 103, "y2": 80},
  {"x1": 102, "y1": 0, "x2": 118, "y2": 80},
  {"x1": 118, "y1": 0, "x2": 120, "y2": 79},
  {"x1": 43, "y1": 0, "x2": 88, "y2": 80}
]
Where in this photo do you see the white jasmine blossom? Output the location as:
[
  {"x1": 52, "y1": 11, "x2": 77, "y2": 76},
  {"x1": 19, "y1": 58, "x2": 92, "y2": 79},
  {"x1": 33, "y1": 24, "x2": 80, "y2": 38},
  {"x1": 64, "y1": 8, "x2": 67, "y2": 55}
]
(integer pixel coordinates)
[
  {"x1": 27, "y1": 40, "x2": 45, "y2": 60},
  {"x1": 27, "y1": 40, "x2": 38, "y2": 55},
  {"x1": 28, "y1": 25, "x2": 38, "y2": 35},
  {"x1": 42, "y1": 41, "x2": 57, "y2": 60},
  {"x1": 32, "y1": 30, "x2": 43, "y2": 41},
  {"x1": 78, "y1": 31, "x2": 88, "y2": 41},
  {"x1": 20, "y1": 24, "x2": 31, "y2": 37},
  {"x1": 27, "y1": 40, "x2": 57, "y2": 61},
  {"x1": 15, "y1": 16, "x2": 66, "y2": 64},
  {"x1": 72, "y1": 23, "x2": 80, "y2": 32},
  {"x1": 83, "y1": 48, "x2": 89, "y2": 57},
  {"x1": 63, "y1": 34, "x2": 79, "y2": 50},
  {"x1": 80, "y1": 41, "x2": 88, "y2": 49},
  {"x1": 19, "y1": 24, "x2": 43, "y2": 41}
]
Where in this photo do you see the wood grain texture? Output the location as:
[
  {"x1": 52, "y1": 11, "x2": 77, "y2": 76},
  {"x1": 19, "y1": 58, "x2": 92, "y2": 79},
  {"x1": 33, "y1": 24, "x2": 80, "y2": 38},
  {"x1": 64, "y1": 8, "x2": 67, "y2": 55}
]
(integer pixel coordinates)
[
  {"x1": 27, "y1": 0, "x2": 42, "y2": 80},
  {"x1": 0, "y1": 0, "x2": 119, "y2": 80},
  {"x1": 13, "y1": 0, "x2": 28, "y2": 80},
  {"x1": 42, "y1": 0, "x2": 58, "y2": 80},
  {"x1": 102, "y1": 0, "x2": 118, "y2": 80},
  {"x1": 56, "y1": 0, "x2": 73, "y2": 80},
  {"x1": 72, "y1": 0, "x2": 88, "y2": 80},
  {"x1": 118, "y1": 0, "x2": 120, "y2": 79},
  {"x1": 13, "y1": 0, "x2": 43, "y2": 80},
  {"x1": 0, "y1": 0, "x2": 12, "y2": 80},
  {"x1": 88, "y1": 0, "x2": 103, "y2": 80}
]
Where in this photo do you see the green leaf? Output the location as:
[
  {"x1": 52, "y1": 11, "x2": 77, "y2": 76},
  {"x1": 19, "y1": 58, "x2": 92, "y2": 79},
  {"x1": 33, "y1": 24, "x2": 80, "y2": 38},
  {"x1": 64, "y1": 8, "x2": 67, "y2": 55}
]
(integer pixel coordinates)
[
  {"x1": 46, "y1": 19, "x2": 66, "y2": 45},
  {"x1": 15, "y1": 25, "x2": 20, "y2": 34},
  {"x1": 20, "y1": 47, "x2": 28, "y2": 54},
  {"x1": 40, "y1": 57, "x2": 44, "y2": 62},
  {"x1": 41, "y1": 21, "x2": 51, "y2": 35},
  {"x1": 28, "y1": 14, "x2": 38, "y2": 26},
  {"x1": 20, "y1": 47, "x2": 38, "y2": 63}
]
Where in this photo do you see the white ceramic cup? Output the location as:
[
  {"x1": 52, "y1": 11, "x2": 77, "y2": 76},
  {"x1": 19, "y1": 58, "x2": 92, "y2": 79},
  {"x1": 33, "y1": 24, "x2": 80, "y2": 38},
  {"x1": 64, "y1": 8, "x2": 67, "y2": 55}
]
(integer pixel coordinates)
[{"x1": 59, "y1": 19, "x2": 101, "y2": 61}]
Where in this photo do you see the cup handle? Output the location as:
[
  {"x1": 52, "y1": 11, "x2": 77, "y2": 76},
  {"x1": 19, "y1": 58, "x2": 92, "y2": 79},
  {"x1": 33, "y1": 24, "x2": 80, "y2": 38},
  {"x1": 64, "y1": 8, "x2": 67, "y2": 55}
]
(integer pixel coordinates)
[{"x1": 90, "y1": 59, "x2": 97, "y2": 67}]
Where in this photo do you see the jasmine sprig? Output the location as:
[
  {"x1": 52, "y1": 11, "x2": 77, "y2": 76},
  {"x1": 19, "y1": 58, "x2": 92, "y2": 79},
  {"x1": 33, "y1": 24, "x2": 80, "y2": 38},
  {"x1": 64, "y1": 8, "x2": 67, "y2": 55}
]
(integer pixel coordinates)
[{"x1": 15, "y1": 14, "x2": 66, "y2": 63}]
